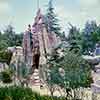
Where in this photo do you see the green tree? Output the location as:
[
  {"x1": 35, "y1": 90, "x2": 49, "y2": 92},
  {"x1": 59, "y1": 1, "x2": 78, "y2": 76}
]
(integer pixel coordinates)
[
  {"x1": 1, "y1": 69, "x2": 13, "y2": 83},
  {"x1": 82, "y1": 21, "x2": 98, "y2": 54},
  {"x1": 1, "y1": 25, "x2": 23, "y2": 49},
  {"x1": 67, "y1": 24, "x2": 82, "y2": 54},
  {"x1": 46, "y1": 46, "x2": 93, "y2": 99},
  {"x1": 0, "y1": 50, "x2": 12, "y2": 65},
  {"x1": 0, "y1": 40, "x2": 8, "y2": 51},
  {"x1": 45, "y1": 0, "x2": 61, "y2": 36},
  {"x1": 3, "y1": 25, "x2": 16, "y2": 46},
  {"x1": 15, "y1": 33, "x2": 23, "y2": 46},
  {"x1": 91, "y1": 25, "x2": 100, "y2": 44}
]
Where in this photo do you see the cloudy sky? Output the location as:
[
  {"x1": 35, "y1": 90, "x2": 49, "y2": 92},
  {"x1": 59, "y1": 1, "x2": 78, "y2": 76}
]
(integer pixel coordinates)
[{"x1": 0, "y1": 0, "x2": 100, "y2": 33}]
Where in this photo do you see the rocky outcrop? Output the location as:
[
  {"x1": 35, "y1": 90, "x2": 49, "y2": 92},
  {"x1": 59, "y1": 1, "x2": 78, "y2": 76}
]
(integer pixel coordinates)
[{"x1": 22, "y1": 9, "x2": 61, "y2": 80}]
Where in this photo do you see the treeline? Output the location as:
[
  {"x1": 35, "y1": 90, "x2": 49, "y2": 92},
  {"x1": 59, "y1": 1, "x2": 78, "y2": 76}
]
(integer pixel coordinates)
[
  {"x1": 67, "y1": 21, "x2": 100, "y2": 55},
  {"x1": 0, "y1": 0, "x2": 100, "y2": 56},
  {"x1": 45, "y1": 0, "x2": 100, "y2": 55},
  {"x1": 0, "y1": 25, "x2": 23, "y2": 64},
  {"x1": 0, "y1": 25, "x2": 23, "y2": 51}
]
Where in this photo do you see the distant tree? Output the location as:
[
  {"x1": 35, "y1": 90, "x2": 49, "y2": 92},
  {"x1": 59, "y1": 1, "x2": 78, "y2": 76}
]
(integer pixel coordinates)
[
  {"x1": 46, "y1": 46, "x2": 93, "y2": 99},
  {"x1": 91, "y1": 25, "x2": 100, "y2": 44},
  {"x1": 45, "y1": 0, "x2": 61, "y2": 36},
  {"x1": 0, "y1": 25, "x2": 23, "y2": 50},
  {"x1": 3, "y1": 25, "x2": 16, "y2": 47},
  {"x1": 82, "y1": 21, "x2": 98, "y2": 54},
  {"x1": 15, "y1": 33, "x2": 23, "y2": 46},
  {"x1": 67, "y1": 24, "x2": 82, "y2": 54},
  {"x1": 0, "y1": 40, "x2": 8, "y2": 51},
  {"x1": 0, "y1": 50, "x2": 12, "y2": 65}
]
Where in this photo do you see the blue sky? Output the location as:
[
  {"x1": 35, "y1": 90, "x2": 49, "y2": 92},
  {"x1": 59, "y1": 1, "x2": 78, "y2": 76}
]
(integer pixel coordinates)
[{"x1": 0, "y1": 0, "x2": 100, "y2": 33}]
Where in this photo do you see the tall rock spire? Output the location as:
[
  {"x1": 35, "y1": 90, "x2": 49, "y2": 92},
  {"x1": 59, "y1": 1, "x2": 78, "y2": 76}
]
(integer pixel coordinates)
[{"x1": 22, "y1": 8, "x2": 61, "y2": 80}]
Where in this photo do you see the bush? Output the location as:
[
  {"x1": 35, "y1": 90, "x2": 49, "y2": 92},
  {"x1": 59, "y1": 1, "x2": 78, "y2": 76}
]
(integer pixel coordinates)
[
  {"x1": 1, "y1": 69, "x2": 13, "y2": 83},
  {"x1": 0, "y1": 50, "x2": 12, "y2": 65},
  {"x1": 0, "y1": 86, "x2": 64, "y2": 100},
  {"x1": 0, "y1": 86, "x2": 34, "y2": 100}
]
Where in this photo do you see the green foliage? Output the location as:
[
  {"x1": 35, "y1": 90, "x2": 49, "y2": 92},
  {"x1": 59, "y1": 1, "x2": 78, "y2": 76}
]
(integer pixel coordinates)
[
  {"x1": 45, "y1": 0, "x2": 61, "y2": 36},
  {"x1": 0, "y1": 51, "x2": 12, "y2": 65},
  {"x1": 81, "y1": 21, "x2": 99, "y2": 54},
  {"x1": 0, "y1": 25, "x2": 23, "y2": 51},
  {"x1": 0, "y1": 40, "x2": 8, "y2": 51},
  {"x1": 91, "y1": 26, "x2": 100, "y2": 44},
  {"x1": 46, "y1": 47, "x2": 93, "y2": 98},
  {"x1": 15, "y1": 33, "x2": 23, "y2": 46},
  {"x1": 1, "y1": 69, "x2": 13, "y2": 83},
  {"x1": 81, "y1": 32, "x2": 94, "y2": 54},
  {"x1": 0, "y1": 86, "x2": 34, "y2": 100},
  {"x1": 67, "y1": 21, "x2": 100, "y2": 55},
  {"x1": 0, "y1": 86, "x2": 64, "y2": 100},
  {"x1": 67, "y1": 24, "x2": 82, "y2": 54}
]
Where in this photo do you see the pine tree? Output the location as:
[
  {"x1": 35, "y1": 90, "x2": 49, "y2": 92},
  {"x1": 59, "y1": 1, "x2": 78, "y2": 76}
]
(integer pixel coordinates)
[
  {"x1": 67, "y1": 24, "x2": 82, "y2": 54},
  {"x1": 3, "y1": 25, "x2": 16, "y2": 46},
  {"x1": 45, "y1": 0, "x2": 61, "y2": 36},
  {"x1": 2, "y1": 25, "x2": 23, "y2": 47},
  {"x1": 82, "y1": 21, "x2": 98, "y2": 54}
]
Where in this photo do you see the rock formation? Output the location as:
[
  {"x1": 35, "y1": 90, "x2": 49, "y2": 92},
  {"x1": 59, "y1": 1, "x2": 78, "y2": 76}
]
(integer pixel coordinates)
[
  {"x1": 10, "y1": 9, "x2": 61, "y2": 85},
  {"x1": 23, "y1": 9, "x2": 61, "y2": 75}
]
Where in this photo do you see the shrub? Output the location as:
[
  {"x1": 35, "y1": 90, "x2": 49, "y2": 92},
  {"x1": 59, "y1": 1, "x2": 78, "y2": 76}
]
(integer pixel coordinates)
[
  {"x1": 0, "y1": 86, "x2": 64, "y2": 100},
  {"x1": 46, "y1": 48, "x2": 93, "y2": 99},
  {"x1": 0, "y1": 50, "x2": 12, "y2": 65},
  {"x1": 1, "y1": 69, "x2": 13, "y2": 83},
  {"x1": 0, "y1": 86, "x2": 34, "y2": 100}
]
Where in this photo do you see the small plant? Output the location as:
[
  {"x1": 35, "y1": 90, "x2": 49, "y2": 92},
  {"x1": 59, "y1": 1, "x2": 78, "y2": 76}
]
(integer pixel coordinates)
[{"x1": 1, "y1": 69, "x2": 13, "y2": 83}]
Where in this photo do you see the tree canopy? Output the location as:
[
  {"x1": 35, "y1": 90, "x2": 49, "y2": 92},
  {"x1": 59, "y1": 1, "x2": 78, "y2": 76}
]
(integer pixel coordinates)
[
  {"x1": 45, "y1": 0, "x2": 61, "y2": 36},
  {"x1": 46, "y1": 45, "x2": 93, "y2": 98},
  {"x1": 67, "y1": 24, "x2": 82, "y2": 54},
  {"x1": 0, "y1": 25, "x2": 23, "y2": 51}
]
